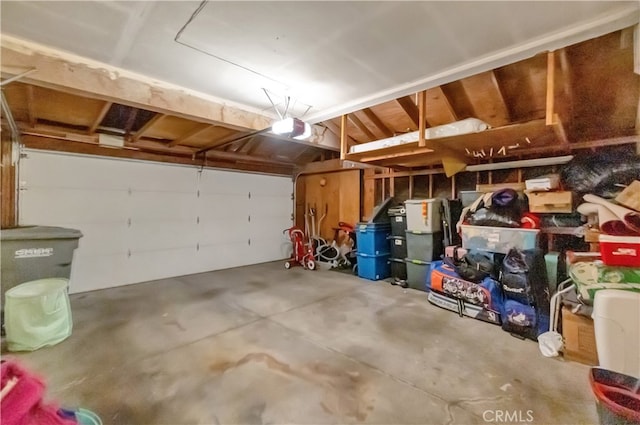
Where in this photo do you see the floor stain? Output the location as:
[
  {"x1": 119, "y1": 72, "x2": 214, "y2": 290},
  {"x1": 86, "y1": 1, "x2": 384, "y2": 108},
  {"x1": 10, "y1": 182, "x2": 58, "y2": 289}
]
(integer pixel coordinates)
[
  {"x1": 164, "y1": 319, "x2": 186, "y2": 331},
  {"x1": 209, "y1": 352, "x2": 373, "y2": 421}
]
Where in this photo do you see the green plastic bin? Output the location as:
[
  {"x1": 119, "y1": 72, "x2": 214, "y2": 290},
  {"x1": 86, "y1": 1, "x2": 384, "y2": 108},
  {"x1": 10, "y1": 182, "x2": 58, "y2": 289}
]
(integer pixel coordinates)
[{"x1": 5, "y1": 278, "x2": 73, "y2": 351}]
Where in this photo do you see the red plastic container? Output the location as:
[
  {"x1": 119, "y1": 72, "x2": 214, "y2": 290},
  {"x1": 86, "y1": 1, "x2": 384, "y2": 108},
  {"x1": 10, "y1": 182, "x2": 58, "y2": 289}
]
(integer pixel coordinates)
[
  {"x1": 590, "y1": 368, "x2": 640, "y2": 425},
  {"x1": 599, "y1": 235, "x2": 640, "y2": 267}
]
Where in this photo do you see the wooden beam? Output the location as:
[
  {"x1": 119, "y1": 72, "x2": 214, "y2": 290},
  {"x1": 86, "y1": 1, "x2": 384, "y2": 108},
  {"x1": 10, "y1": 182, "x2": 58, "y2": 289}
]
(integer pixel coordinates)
[
  {"x1": 88, "y1": 101, "x2": 112, "y2": 135},
  {"x1": 546, "y1": 51, "x2": 556, "y2": 126},
  {"x1": 396, "y1": 96, "x2": 421, "y2": 127},
  {"x1": 123, "y1": 108, "x2": 139, "y2": 139},
  {"x1": 340, "y1": 114, "x2": 348, "y2": 160},
  {"x1": 558, "y1": 48, "x2": 574, "y2": 119},
  {"x1": 348, "y1": 113, "x2": 376, "y2": 140},
  {"x1": 245, "y1": 138, "x2": 263, "y2": 155},
  {"x1": 512, "y1": 134, "x2": 640, "y2": 156},
  {"x1": 362, "y1": 108, "x2": 393, "y2": 138},
  {"x1": 323, "y1": 120, "x2": 358, "y2": 146},
  {"x1": 167, "y1": 123, "x2": 213, "y2": 147},
  {"x1": 21, "y1": 134, "x2": 295, "y2": 175},
  {"x1": 130, "y1": 113, "x2": 167, "y2": 143},
  {"x1": 1, "y1": 35, "x2": 272, "y2": 131},
  {"x1": 418, "y1": 90, "x2": 427, "y2": 148},
  {"x1": 1, "y1": 136, "x2": 16, "y2": 228},
  {"x1": 489, "y1": 70, "x2": 511, "y2": 122},
  {"x1": 362, "y1": 168, "x2": 375, "y2": 221},
  {"x1": 363, "y1": 168, "x2": 445, "y2": 179},
  {"x1": 435, "y1": 86, "x2": 458, "y2": 121},
  {"x1": 25, "y1": 85, "x2": 36, "y2": 127},
  {"x1": 552, "y1": 114, "x2": 569, "y2": 147}
]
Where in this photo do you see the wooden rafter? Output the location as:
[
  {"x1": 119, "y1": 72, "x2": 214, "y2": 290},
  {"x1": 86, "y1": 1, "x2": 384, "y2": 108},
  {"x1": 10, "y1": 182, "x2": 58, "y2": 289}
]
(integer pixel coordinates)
[
  {"x1": 546, "y1": 51, "x2": 555, "y2": 126},
  {"x1": 130, "y1": 113, "x2": 166, "y2": 143},
  {"x1": 245, "y1": 137, "x2": 263, "y2": 155},
  {"x1": 167, "y1": 123, "x2": 213, "y2": 147},
  {"x1": 323, "y1": 120, "x2": 357, "y2": 145},
  {"x1": 558, "y1": 49, "x2": 574, "y2": 118},
  {"x1": 25, "y1": 85, "x2": 36, "y2": 127},
  {"x1": 340, "y1": 114, "x2": 348, "y2": 160},
  {"x1": 418, "y1": 90, "x2": 427, "y2": 148},
  {"x1": 489, "y1": 70, "x2": 511, "y2": 122},
  {"x1": 88, "y1": 101, "x2": 112, "y2": 135},
  {"x1": 362, "y1": 108, "x2": 393, "y2": 137},
  {"x1": 123, "y1": 108, "x2": 139, "y2": 138},
  {"x1": 434, "y1": 86, "x2": 458, "y2": 121},
  {"x1": 396, "y1": 96, "x2": 421, "y2": 127},
  {"x1": 348, "y1": 113, "x2": 376, "y2": 140}
]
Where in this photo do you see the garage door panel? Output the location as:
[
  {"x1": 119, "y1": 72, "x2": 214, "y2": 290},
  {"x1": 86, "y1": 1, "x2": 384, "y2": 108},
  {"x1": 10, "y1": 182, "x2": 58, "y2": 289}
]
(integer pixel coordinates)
[
  {"x1": 127, "y1": 162, "x2": 197, "y2": 192},
  {"x1": 196, "y1": 242, "x2": 248, "y2": 270},
  {"x1": 126, "y1": 247, "x2": 200, "y2": 284},
  {"x1": 20, "y1": 152, "x2": 132, "y2": 190},
  {"x1": 20, "y1": 188, "x2": 129, "y2": 225},
  {"x1": 130, "y1": 191, "x2": 197, "y2": 221},
  {"x1": 129, "y1": 221, "x2": 198, "y2": 251},
  {"x1": 74, "y1": 222, "x2": 129, "y2": 256},
  {"x1": 68, "y1": 253, "x2": 129, "y2": 293},
  {"x1": 198, "y1": 194, "x2": 249, "y2": 220}
]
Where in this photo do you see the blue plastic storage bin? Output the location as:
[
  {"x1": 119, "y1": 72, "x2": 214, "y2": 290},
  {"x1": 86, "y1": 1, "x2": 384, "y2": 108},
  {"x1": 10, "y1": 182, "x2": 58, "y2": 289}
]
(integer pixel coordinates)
[
  {"x1": 357, "y1": 252, "x2": 390, "y2": 281},
  {"x1": 356, "y1": 222, "x2": 391, "y2": 255}
]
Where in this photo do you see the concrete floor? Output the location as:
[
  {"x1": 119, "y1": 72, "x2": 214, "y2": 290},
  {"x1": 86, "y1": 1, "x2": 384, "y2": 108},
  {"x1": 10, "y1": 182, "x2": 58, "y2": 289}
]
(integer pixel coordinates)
[{"x1": 2, "y1": 262, "x2": 598, "y2": 424}]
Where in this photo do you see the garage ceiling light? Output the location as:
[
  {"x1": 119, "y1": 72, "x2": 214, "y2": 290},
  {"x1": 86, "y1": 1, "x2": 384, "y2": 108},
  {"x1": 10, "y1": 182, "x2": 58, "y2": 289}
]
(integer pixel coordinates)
[{"x1": 271, "y1": 117, "x2": 311, "y2": 140}]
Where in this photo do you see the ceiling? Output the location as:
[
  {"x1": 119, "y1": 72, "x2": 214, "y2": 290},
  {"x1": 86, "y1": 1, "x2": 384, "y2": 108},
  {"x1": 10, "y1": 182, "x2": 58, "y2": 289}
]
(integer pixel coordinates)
[{"x1": 1, "y1": 1, "x2": 639, "y2": 176}]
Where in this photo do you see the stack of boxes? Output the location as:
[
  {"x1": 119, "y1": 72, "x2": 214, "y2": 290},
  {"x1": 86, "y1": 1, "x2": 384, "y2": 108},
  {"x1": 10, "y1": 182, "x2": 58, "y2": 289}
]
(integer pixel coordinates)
[
  {"x1": 355, "y1": 221, "x2": 391, "y2": 280},
  {"x1": 387, "y1": 206, "x2": 408, "y2": 282},
  {"x1": 404, "y1": 199, "x2": 443, "y2": 291}
]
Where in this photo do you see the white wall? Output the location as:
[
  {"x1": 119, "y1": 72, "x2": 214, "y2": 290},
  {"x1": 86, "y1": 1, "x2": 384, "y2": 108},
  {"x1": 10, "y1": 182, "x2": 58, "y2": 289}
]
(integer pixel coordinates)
[{"x1": 18, "y1": 150, "x2": 293, "y2": 293}]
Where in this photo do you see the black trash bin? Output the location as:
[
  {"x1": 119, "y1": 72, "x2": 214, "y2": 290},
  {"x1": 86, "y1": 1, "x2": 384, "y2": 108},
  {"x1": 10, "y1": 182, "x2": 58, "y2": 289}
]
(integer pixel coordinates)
[{"x1": 1, "y1": 226, "x2": 83, "y2": 311}]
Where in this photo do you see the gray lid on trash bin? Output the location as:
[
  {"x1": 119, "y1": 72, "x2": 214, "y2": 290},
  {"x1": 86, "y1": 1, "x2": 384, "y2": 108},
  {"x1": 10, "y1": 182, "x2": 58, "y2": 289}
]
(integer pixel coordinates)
[{"x1": 0, "y1": 226, "x2": 83, "y2": 241}]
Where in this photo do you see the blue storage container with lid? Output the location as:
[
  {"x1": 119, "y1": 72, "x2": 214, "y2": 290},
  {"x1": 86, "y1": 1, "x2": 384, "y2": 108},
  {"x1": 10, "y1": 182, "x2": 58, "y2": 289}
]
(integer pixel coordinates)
[
  {"x1": 357, "y1": 252, "x2": 391, "y2": 281},
  {"x1": 356, "y1": 222, "x2": 391, "y2": 255}
]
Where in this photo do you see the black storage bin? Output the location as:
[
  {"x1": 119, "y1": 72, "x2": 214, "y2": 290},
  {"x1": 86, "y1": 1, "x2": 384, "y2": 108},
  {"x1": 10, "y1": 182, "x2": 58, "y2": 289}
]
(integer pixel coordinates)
[
  {"x1": 388, "y1": 236, "x2": 407, "y2": 259},
  {"x1": 387, "y1": 206, "x2": 407, "y2": 237},
  {"x1": 389, "y1": 258, "x2": 407, "y2": 281}
]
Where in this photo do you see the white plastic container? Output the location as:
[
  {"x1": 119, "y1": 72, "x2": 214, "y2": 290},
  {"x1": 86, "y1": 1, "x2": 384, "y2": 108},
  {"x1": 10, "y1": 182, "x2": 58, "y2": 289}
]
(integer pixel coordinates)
[
  {"x1": 593, "y1": 290, "x2": 640, "y2": 379},
  {"x1": 405, "y1": 199, "x2": 442, "y2": 232}
]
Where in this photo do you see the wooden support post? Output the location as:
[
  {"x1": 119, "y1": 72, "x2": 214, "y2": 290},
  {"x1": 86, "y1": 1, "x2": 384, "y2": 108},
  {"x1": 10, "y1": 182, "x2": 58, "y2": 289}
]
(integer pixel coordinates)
[
  {"x1": 418, "y1": 90, "x2": 427, "y2": 148},
  {"x1": 363, "y1": 169, "x2": 375, "y2": 221},
  {"x1": 409, "y1": 173, "x2": 414, "y2": 199},
  {"x1": 381, "y1": 177, "x2": 386, "y2": 201},
  {"x1": 340, "y1": 114, "x2": 348, "y2": 160},
  {"x1": 1, "y1": 137, "x2": 17, "y2": 228},
  {"x1": 451, "y1": 174, "x2": 456, "y2": 200},
  {"x1": 546, "y1": 51, "x2": 556, "y2": 126},
  {"x1": 389, "y1": 168, "x2": 395, "y2": 197},
  {"x1": 428, "y1": 173, "x2": 434, "y2": 198}
]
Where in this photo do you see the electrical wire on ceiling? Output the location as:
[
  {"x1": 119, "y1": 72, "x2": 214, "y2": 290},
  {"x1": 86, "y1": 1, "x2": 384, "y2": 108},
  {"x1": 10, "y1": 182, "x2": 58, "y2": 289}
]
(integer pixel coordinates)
[{"x1": 174, "y1": 0, "x2": 288, "y2": 90}]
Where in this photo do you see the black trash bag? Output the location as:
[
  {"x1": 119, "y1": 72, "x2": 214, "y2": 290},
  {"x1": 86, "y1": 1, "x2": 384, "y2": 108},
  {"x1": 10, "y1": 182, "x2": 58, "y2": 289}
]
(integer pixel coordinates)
[
  {"x1": 444, "y1": 252, "x2": 494, "y2": 283},
  {"x1": 561, "y1": 148, "x2": 640, "y2": 198},
  {"x1": 468, "y1": 207, "x2": 521, "y2": 228}
]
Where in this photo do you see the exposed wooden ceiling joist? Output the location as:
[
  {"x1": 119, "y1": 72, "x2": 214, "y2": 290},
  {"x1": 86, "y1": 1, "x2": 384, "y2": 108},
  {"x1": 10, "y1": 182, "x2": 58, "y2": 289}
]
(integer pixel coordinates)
[
  {"x1": 25, "y1": 85, "x2": 36, "y2": 127},
  {"x1": 362, "y1": 108, "x2": 393, "y2": 138},
  {"x1": 130, "y1": 113, "x2": 167, "y2": 143},
  {"x1": 167, "y1": 123, "x2": 213, "y2": 148},
  {"x1": 88, "y1": 101, "x2": 112, "y2": 135},
  {"x1": 1, "y1": 35, "x2": 272, "y2": 132},
  {"x1": 395, "y1": 96, "x2": 421, "y2": 128},
  {"x1": 348, "y1": 113, "x2": 376, "y2": 140}
]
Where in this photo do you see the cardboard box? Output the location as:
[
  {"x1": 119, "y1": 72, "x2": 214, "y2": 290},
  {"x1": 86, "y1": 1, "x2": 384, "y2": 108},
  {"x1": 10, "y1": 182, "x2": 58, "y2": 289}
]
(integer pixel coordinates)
[
  {"x1": 615, "y1": 180, "x2": 640, "y2": 212},
  {"x1": 476, "y1": 182, "x2": 526, "y2": 193},
  {"x1": 562, "y1": 306, "x2": 599, "y2": 366},
  {"x1": 527, "y1": 191, "x2": 573, "y2": 213}
]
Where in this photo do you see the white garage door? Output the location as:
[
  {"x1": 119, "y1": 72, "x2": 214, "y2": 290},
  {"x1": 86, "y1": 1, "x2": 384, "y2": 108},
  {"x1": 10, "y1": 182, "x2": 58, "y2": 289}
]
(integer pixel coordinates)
[{"x1": 18, "y1": 150, "x2": 293, "y2": 293}]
